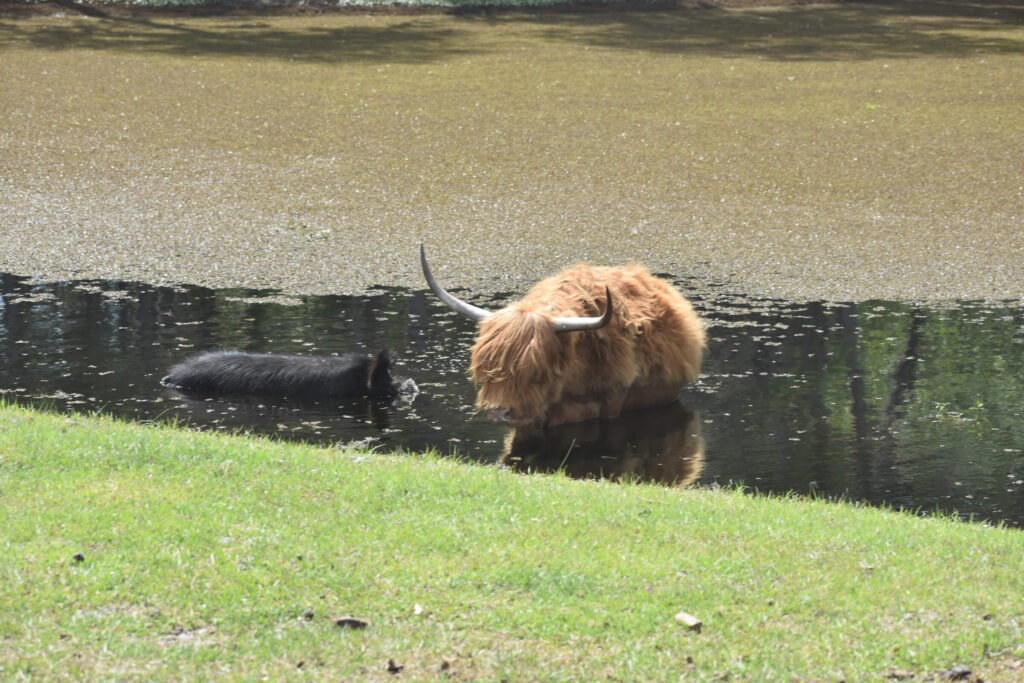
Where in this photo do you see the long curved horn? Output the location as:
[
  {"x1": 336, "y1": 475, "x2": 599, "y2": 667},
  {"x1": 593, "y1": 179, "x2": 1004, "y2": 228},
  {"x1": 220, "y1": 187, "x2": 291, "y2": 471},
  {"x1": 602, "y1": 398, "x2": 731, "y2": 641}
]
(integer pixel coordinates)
[
  {"x1": 552, "y1": 286, "x2": 614, "y2": 333},
  {"x1": 420, "y1": 244, "x2": 492, "y2": 323}
]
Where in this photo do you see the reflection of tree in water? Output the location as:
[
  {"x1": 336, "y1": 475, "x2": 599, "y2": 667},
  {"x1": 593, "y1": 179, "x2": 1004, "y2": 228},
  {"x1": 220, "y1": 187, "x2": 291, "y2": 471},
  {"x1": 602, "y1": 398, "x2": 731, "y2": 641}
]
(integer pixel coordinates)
[
  {"x1": 839, "y1": 303, "x2": 926, "y2": 439},
  {"x1": 696, "y1": 295, "x2": 1024, "y2": 524},
  {"x1": 879, "y1": 308, "x2": 927, "y2": 433},
  {"x1": 839, "y1": 303, "x2": 926, "y2": 510},
  {"x1": 500, "y1": 401, "x2": 703, "y2": 487}
]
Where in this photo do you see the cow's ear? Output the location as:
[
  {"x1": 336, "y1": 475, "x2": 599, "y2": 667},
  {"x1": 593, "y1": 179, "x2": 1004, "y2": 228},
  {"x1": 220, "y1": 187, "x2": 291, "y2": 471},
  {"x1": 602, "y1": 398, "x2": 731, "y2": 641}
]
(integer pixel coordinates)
[{"x1": 367, "y1": 349, "x2": 393, "y2": 389}]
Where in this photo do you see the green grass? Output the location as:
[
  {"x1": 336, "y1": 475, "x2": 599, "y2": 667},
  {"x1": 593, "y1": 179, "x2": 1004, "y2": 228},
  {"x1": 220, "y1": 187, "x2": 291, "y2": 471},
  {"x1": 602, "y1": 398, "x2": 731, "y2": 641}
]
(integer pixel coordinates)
[{"x1": 1, "y1": 404, "x2": 1022, "y2": 679}]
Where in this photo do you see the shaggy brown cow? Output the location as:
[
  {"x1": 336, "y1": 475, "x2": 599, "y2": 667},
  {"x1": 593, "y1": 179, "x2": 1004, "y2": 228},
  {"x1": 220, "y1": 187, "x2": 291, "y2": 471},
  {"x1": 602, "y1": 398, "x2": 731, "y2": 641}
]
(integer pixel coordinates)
[{"x1": 421, "y1": 246, "x2": 705, "y2": 427}]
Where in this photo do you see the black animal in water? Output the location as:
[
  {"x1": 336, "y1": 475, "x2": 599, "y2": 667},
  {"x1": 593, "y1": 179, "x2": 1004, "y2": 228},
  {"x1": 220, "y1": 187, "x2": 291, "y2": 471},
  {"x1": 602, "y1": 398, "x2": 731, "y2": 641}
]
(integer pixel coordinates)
[{"x1": 161, "y1": 349, "x2": 407, "y2": 399}]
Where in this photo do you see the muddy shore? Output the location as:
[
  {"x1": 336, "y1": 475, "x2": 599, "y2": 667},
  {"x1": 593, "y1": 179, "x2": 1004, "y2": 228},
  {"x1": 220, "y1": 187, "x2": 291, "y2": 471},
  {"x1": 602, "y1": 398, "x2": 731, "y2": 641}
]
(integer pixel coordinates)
[{"x1": 2, "y1": 2, "x2": 1022, "y2": 302}]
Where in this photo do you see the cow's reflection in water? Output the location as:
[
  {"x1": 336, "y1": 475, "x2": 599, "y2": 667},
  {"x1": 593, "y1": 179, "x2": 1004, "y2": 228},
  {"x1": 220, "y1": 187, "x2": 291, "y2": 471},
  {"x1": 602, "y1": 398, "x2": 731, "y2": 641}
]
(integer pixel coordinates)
[{"x1": 500, "y1": 401, "x2": 703, "y2": 487}]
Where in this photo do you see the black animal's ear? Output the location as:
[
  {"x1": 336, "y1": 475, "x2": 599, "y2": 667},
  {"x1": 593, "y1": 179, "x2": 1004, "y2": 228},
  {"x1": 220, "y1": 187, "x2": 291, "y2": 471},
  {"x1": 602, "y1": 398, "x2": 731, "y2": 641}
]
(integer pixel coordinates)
[{"x1": 367, "y1": 349, "x2": 393, "y2": 392}]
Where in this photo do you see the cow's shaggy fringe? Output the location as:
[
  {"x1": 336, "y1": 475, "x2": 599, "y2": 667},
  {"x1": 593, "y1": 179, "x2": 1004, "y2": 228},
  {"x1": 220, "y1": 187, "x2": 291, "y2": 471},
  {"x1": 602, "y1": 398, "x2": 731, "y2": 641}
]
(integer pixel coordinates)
[{"x1": 470, "y1": 263, "x2": 705, "y2": 426}]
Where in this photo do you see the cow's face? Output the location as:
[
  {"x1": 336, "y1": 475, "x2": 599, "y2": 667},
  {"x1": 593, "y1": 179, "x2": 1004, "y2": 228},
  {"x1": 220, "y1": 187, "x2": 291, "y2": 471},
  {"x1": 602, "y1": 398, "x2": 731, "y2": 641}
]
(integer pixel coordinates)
[{"x1": 470, "y1": 308, "x2": 565, "y2": 427}]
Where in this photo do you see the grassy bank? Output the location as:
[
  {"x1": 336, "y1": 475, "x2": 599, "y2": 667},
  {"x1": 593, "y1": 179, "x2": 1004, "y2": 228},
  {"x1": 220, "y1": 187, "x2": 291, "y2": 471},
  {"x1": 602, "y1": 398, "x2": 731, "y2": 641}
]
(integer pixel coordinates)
[{"x1": 1, "y1": 403, "x2": 1022, "y2": 680}]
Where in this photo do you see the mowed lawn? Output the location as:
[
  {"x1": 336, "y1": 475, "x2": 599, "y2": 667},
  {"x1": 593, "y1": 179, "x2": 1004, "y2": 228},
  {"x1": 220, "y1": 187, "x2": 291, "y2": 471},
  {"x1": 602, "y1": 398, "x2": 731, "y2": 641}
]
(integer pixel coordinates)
[{"x1": 1, "y1": 404, "x2": 1022, "y2": 680}]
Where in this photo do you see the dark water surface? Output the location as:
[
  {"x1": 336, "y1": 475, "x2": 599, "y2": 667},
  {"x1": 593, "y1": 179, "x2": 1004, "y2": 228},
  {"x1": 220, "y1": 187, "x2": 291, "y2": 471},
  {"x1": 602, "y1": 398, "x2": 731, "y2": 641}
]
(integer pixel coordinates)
[{"x1": 2, "y1": 273, "x2": 1022, "y2": 526}]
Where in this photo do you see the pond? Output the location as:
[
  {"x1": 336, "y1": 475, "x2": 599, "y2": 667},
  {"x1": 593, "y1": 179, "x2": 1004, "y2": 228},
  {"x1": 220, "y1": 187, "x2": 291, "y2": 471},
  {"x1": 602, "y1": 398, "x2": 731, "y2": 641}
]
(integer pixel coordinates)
[{"x1": 1, "y1": 272, "x2": 1022, "y2": 526}]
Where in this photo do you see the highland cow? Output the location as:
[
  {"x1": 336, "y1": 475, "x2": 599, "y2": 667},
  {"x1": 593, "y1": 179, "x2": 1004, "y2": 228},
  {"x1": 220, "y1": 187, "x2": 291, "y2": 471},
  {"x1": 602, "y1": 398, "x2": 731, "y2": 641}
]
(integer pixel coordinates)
[
  {"x1": 161, "y1": 349, "x2": 405, "y2": 400},
  {"x1": 421, "y1": 245, "x2": 705, "y2": 427}
]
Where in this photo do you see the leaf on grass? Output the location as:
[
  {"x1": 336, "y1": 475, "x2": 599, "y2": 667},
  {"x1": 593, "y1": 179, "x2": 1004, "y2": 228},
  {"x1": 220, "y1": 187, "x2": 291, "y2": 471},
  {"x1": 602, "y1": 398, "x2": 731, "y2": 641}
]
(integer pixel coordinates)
[
  {"x1": 674, "y1": 611, "x2": 702, "y2": 633},
  {"x1": 941, "y1": 665, "x2": 971, "y2": 681}
]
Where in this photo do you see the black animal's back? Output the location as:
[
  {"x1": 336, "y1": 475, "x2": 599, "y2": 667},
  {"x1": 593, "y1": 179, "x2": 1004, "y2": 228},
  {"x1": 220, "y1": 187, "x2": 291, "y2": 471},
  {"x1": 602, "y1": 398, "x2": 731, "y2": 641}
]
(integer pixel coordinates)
[{"x1": 161, "y1": 350, "x2": 395, "y2": 399}]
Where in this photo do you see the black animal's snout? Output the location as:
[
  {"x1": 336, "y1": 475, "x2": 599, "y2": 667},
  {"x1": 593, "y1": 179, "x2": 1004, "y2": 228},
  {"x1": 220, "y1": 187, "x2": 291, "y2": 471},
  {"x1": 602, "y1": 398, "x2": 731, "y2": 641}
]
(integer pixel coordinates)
[{"x1": 366, "y1": 349, "x2": 398, "y2": 398}]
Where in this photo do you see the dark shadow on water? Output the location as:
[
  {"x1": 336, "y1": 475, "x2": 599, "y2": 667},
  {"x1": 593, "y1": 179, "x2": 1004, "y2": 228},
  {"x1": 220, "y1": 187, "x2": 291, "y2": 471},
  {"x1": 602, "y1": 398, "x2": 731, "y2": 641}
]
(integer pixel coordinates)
[
  {"x1": 1, "y1": 1, "x2": 1020, "y2": 63},
  {"x1": 500, "y1": 0, "x2": 1024, "y2": 60},
  {"x1": 46, "y1": 0, "x2": 110, "y2": 17},
  {"x1": 1, "y1": 272, "x2": 1023, "y2": 526},
  {"x1": 0, "y1": 12, "x2": 483, "y2": 64}
]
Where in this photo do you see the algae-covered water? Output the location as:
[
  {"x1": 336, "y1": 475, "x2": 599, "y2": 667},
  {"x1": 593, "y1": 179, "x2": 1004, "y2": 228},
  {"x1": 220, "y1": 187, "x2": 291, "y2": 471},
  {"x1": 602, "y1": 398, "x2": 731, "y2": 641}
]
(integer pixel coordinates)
[{"x1": 1, "y1": 2, "x2": 1023, "y2": 301}]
